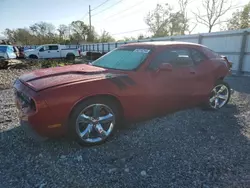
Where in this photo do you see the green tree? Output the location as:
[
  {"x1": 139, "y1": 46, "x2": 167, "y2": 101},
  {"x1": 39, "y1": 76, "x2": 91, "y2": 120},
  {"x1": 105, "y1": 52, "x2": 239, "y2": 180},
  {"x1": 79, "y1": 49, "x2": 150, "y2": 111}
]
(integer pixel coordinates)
[
  {"x1": 145, "y1": 3, "x2": 189, "y2": 37},
  {"x1": 13, "y1": 28, "x2": 34, "y2": 44},
  {"x1": 3, "y1": 20, "x2": 113, "y2": 45},
  {"x1": 138, "y1": 34, "x2": 145, "y2": 40},
  {"x1": 3, "y1": 29, "x2": 15, "y2": 42},
  {"x1": 57, "y1": 24, "x2": 69, "y2": 39},
  {"x1": 227, "y1": 2, "x2": 250, "y2": 30},
  {"x1": 29, "y1": 21, "x2": 57, "y2": 44},
  {"x1": 70, "y1": 20, "x2": 89, "y2": 43},
  {"x1": 124, "y1": 36, "x2": 137, "y2": 41},
  {"x1": 97, "y1": 30, "x2": 116, "y2": 43}
]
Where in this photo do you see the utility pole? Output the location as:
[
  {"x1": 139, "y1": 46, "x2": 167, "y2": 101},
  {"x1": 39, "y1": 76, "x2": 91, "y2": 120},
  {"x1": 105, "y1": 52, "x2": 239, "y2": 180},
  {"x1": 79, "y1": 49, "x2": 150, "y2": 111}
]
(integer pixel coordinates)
[{"x1": 89, "y1": 5, "x2": 92, "y2": 34}]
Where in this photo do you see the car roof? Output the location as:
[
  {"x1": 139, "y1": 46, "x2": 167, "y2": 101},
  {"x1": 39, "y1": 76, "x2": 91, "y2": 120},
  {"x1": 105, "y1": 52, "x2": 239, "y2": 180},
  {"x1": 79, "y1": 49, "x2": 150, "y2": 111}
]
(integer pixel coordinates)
[{"x1": 122, "y1": 41, "x2": 205, "y2": 48}]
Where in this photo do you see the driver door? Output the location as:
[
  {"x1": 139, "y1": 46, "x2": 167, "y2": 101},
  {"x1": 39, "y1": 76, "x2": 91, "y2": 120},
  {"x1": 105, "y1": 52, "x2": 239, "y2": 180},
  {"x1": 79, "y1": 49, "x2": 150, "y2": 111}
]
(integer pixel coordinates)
[
  {"x1": 38, "y1": 45, "x2": 48, "y2": 58},
  {"x1": 47, "y1": 45, "x2": 61, "y2": 58},
  {"x1": 147, "y1": 47, "x2": 198, "y2": 115}
]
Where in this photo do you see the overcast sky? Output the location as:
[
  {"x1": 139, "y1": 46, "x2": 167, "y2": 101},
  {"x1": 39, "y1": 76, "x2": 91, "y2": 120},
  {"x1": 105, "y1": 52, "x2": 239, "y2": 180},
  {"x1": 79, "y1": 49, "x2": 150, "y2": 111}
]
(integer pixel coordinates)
[{"x1": 0, "y1": 0, "x2": 248, "y2": 40}]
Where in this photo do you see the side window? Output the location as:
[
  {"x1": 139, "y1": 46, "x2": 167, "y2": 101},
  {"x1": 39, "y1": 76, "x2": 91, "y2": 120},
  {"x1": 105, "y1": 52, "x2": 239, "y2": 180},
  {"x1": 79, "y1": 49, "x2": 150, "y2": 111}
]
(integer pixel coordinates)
[
  {"x1": 49, "y1": 45, "x2": 59, "y2": 50},
  {"x1": 44, "y1": 46, "x2": 49, "y2": 51},
  {"x1": 202, "y1": 47, "x2": 220, "y2": 58},
  {"x1": 190, "y1": 49, "x2": 207, "y2": 65},
  {"x1": 150, "y1": 48, "x2": 194, "y2": 69},
  {"x1": 7, "y1": 46, "x2": 11, "y2": 53}
]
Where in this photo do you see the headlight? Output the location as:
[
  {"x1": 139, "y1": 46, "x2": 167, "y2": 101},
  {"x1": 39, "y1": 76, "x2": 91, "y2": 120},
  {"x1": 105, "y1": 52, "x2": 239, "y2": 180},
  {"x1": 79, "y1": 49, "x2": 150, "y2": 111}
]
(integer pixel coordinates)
[{"x1": 15, "y1": 90, "x2": 36, "y2": 114}]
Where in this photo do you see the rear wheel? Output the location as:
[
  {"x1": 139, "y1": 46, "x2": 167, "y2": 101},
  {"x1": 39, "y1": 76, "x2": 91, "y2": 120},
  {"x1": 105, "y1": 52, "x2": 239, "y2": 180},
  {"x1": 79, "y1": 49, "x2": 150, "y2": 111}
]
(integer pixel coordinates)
[
  {"x1": 29, "y1": 54, "x2": 38, "y2": 59},
  {"x1": 68, "y1": 97, "x2": 121, "y2": 146},
  {"x1": 203, "y1": 80, "x2": 231, "y2": 110},
  {"x1": 66, "y1": 54, "x2": 75, "y2": 60}
]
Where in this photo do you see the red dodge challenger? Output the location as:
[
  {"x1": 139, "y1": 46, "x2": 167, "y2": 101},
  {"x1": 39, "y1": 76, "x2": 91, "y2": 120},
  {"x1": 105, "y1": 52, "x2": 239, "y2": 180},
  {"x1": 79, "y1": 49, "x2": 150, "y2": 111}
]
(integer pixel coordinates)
[{"x1": 14, "y1": 42, "x2": 232, "y2": 146}]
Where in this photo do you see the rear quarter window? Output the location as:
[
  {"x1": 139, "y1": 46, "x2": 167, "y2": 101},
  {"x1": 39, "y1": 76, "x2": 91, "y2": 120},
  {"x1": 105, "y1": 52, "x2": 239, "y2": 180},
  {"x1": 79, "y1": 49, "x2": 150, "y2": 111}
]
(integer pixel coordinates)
[
  {"x1": 202, "y1": 47, "x2": 220, "y2": 59},
  {"x1": 7, "y1": 46, "x2": 14, "y2": 53}
]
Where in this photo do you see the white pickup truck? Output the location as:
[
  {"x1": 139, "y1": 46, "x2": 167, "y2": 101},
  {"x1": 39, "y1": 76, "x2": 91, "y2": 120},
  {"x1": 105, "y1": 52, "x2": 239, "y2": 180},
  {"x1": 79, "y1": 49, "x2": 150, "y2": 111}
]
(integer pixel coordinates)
[{"x1": 24, "y1": 44, "x2": 81, "y2": 60}]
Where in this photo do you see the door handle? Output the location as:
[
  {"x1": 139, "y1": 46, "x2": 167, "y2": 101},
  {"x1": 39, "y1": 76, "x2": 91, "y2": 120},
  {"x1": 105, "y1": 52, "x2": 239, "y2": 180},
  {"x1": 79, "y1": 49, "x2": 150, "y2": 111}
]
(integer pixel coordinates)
[
  {"x1": 57, "y1": 51, "x2": 59, "y2": 52},
  {"x1": 48, "y1": 51, "x2": 50, "y2": 53},
  {"x1": 190, "y1": 70, "x2": 196, "y2": 74}
]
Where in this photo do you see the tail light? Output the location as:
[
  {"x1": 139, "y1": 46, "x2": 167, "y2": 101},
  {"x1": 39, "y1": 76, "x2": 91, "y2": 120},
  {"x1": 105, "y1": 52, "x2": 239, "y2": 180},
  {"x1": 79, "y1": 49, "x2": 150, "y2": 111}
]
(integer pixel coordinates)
[{"x1": 221, "y1": 55, "x2": 232, "y2": 69}]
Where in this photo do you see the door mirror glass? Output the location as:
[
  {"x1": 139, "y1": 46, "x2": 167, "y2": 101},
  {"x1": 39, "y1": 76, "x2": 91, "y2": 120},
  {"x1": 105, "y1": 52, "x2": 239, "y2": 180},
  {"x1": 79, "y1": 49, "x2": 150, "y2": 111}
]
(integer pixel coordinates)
[
  {"x1": 158, "y1": 63, "x2": 173, "y2": 71},
  {"x1": 39, "y1": 48, "x2": 44, "y2": 52}
]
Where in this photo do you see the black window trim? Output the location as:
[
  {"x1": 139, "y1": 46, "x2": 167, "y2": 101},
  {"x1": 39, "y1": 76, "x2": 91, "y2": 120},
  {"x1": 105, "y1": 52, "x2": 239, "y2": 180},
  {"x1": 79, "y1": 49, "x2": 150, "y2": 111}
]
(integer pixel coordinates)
[
  {"x1": 148, "y1": 46, "x2": 197, "y2": 70},
  {"x1": 188, "y1": 47, "x2": 208, "y2": 66},
  {"x1": 48, "y1": 45, "x2": 59, "y2": 51}
]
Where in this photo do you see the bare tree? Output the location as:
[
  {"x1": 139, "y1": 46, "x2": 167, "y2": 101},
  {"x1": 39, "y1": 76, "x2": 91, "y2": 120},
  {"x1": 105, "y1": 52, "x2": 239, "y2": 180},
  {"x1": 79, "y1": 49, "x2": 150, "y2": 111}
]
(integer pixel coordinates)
[
  {"x1": 193, "y1": 0, "x2": 232, "y2": 33},
  {"x1": 57, "y1": 24, "x2": 68, "y2": 39},
  {"x1": 178, "y1": 0, "x2": 189, "y2": 34},
  {"x1": 179, "y1": 0, "x2": 188, "y2": 14},
  {"x1": 187, "y1": 22, "x2": 198, "y2": 34}
]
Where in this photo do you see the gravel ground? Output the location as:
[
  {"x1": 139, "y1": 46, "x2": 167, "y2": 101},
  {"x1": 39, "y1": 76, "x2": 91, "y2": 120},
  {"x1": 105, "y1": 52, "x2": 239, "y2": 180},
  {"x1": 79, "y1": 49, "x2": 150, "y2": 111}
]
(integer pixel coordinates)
[{"x1": 0, "y1": 69, "x2": 250, "y2": 188}]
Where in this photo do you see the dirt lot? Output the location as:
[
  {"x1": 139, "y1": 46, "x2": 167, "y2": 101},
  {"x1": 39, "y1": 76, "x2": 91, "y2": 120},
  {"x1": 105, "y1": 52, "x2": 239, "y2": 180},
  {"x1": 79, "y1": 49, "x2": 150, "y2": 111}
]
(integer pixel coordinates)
[{"x1": 0, "y1": 68, "x2": 250, "y2": 188}]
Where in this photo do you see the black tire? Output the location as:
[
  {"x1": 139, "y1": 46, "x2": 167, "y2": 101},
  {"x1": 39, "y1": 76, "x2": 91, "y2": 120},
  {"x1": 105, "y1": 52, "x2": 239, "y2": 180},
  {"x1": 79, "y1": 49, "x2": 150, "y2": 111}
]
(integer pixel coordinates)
[
  {"x1": 29, "y1": 54, "x2": 38, "y2": 59},
  {"x1": 66, "y1": 54, "x2": 75, "y2": 60},
  {"x1": 0, "y1": 61, "x2": 8, "y2": 69},
  {"x1": 202, "y1": 80, "x2": 231, "y2": 111},
  {"x1": 68, "y1": 97, "x2": 122, "y2": 146}
]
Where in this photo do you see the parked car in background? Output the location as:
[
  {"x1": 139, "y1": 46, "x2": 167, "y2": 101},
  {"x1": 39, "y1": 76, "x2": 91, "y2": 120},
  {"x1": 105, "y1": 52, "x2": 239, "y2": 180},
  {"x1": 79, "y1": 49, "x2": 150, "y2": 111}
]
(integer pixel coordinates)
[
  {"x1": 24, "y1": 44, "x2": 81, "y2": 60},
  {"x1": 14, "y1": 41, "x2": 232, "y2": 146},
  {"x1": 81, "y1": 51, "x2": 107, "y2": 63},
  {"x1": 0, "y1": 45, "x2": 17, "y2": 59},
  {"x1": 13, "y1": 46, "x2": 20, "y2": 58},
  {"x1": 24, "y1": 46, "x2": 35, "y2": 51},
  {"x1": 0, "y1": 45, "x2": 17, "y2": 68},
  {"x1": 16, "y1": 46, "x2": 25, "y2": 59}
]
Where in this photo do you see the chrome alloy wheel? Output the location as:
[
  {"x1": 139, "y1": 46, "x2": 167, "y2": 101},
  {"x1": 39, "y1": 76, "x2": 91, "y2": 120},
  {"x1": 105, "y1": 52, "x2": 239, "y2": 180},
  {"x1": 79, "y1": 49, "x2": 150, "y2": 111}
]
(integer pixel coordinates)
[
  {"x1": 76, "y1": 104, "x2": 115, "y2": 143},
  {"x1": 209, "y1": 84, "x2": 229, "y2": 109}
]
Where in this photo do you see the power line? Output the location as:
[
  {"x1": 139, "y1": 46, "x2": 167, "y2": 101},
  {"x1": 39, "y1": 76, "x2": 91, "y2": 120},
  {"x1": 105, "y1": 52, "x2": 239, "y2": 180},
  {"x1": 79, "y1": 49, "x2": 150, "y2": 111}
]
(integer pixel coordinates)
[
  {"x1": 108, "y1": 3, "x2": 248, "y2": 36},
  {"x1": 91, "y1": 0, "x2": 111, "y2": 11},
  {"x1": 80, "y1": 12, "x2": 89, "y2": 21},
  {"x1": 111, "y1": 28, "x2": 149, "y2": 35},
  {"x1": 92, "y1": 0, "x2": 123, "y2": 17},
  {"x1": 95, "y1": 0, "x2": 146, "y2": 22}
]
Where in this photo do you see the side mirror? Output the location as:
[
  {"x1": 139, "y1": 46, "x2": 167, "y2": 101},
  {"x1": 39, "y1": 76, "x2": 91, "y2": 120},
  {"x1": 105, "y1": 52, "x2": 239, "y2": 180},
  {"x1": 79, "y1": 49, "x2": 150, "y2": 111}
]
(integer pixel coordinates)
[
  {"x1": 39, "y1": 48, "x2": 44, "y2": 52},
  {"x1": 158, "y1": 63, "x2": 173, "y2": 72}
]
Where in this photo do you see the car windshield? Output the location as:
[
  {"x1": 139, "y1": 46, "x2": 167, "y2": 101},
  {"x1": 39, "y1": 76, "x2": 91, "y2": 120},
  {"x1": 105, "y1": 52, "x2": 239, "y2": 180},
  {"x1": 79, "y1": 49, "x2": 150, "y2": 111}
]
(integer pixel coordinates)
[
  {"x1": 35, "y1": 45, "x2": 43, "y2": 50},
  {"x1": 0, "y1": 46, "x2": 7, "y2": 53},
  {"x1": 92, "y1": 48, "x2": 151, "y2": 70}
]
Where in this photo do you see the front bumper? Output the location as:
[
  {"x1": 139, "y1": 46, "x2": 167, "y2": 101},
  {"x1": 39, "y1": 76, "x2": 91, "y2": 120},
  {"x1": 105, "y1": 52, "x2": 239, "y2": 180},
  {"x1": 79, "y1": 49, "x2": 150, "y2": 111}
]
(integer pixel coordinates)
[
  {"x1": 20, "y1": 120, "x2": 48, "y2": 142},
  {"x1": 14, "y1": 85, "x2": 47, "y2": 142}
]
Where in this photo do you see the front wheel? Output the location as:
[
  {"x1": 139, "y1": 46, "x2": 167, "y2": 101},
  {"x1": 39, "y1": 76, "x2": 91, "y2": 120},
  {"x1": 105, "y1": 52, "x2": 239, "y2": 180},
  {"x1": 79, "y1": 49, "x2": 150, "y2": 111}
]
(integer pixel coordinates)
[
  {"x1": 204, "y1": 80, "x2": 231, "y2": 110},
  {"x1": 68, "y1": 98, "x2": 121, "y2": 146}
]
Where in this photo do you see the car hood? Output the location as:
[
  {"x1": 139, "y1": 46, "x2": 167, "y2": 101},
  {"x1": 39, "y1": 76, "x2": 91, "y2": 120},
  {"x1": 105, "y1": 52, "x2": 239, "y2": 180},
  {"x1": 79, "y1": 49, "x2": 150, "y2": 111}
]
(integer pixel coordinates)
[
  {"x1": 18, "y1": 64, "x2": 114, "y2": 92},
  {"x1": 24, "y1": 49, "x2": 36, "y2": 52}
]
